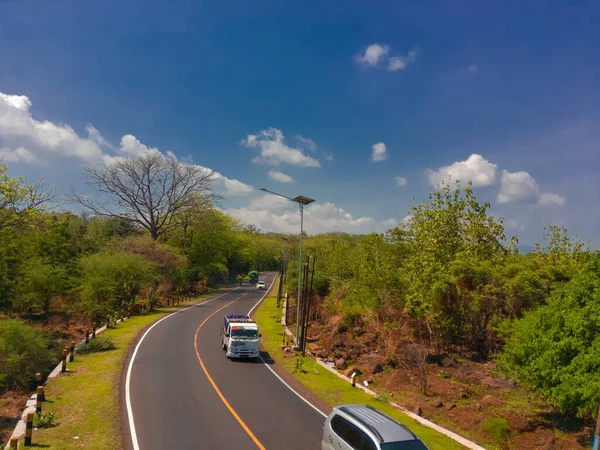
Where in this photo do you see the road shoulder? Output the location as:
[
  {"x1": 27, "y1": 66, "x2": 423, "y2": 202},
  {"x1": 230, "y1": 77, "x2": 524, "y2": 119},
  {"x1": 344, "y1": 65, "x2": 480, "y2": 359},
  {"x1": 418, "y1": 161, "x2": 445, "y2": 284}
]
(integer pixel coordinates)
[{"x1": 252, "y1": 283, "x2": 468, "y2": 450}]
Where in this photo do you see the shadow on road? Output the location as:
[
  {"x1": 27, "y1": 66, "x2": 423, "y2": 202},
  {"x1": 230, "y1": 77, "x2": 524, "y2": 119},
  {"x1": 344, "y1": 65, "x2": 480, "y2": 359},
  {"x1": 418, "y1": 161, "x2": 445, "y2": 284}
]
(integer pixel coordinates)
[
  {"x1": 259, "y1": 351, "x2": 275, "y2": 365},
  {"x1": 227, "y1": 351, "x2": 275, "y2": 365}
]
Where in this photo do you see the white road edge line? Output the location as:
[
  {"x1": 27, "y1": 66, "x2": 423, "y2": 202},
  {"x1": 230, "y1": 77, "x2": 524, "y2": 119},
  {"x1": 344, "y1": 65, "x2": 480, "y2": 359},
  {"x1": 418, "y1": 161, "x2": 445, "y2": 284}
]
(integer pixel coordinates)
[
  {"x1": 126, "y1": 288, "x2": 239, "y2": 450},
  {"x1": 248, "y1": 274, "x2": 328, "y2": 419}
]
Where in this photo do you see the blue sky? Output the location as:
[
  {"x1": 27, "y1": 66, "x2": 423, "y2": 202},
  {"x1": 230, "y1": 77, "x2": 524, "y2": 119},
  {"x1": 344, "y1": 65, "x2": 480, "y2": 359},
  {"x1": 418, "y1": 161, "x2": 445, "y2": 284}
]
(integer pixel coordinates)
[{"x1": 1, "y1": 0, "x2": 599, "y2": 246}]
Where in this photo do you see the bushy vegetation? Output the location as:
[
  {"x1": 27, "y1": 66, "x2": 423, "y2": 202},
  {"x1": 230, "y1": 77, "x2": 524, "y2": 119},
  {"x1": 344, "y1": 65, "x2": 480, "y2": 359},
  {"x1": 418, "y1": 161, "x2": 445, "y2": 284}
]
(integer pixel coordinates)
[
  {"x1": 497, "y1": 255, "x2": 600, "y2": 417},
  {"x1": 0, "y1": 159, "x2": 282, "y2": 392},
  {"x1": 0, "y1": 319, "x2": 57, "y2": 391},
  {"x1": 480, "y1": 417, "x2": 510, "y2": 446},
  {"x1": 282, "y1": 182, "x2": 595, "y2": 418},
  {"x1": 33, "y1": 411, "x2": 57, "y2": 429},
  {"x1": 77, "y1": 335, "x2": 117, "y2": 355},
  {"x1": 1, "y1": 155, "x2": 598, "y2": 424}
]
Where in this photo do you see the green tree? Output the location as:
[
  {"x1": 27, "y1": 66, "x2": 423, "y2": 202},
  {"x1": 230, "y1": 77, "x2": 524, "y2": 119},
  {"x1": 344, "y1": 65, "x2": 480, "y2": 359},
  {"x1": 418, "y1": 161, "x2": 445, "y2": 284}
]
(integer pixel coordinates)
[
  {"x1": 403, "y1": 182, "x2": 508, "y2": 354},
  {"x1": 0, "y1": 163, "x2": 54, "y2": 232},
  {"x1": 13, "y1": 257, "x2": 69, "y2": 315},
  {"x1": 498, "y1": 254, "x2": 600, "y2": 417},
  {"x1": 534, "y1": 225, "x2": 590, "y2": 279},
  {"x1": 78, "y1": 250, "x2": 156, "y2": 321}
]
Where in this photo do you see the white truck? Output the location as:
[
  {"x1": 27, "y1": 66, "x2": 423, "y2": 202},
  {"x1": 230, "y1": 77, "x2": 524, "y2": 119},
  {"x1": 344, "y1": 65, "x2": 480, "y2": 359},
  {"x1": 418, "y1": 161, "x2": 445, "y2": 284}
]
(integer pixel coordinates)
[{"x1": 221, "y1": 314, "x2": 261, "y2": 360}]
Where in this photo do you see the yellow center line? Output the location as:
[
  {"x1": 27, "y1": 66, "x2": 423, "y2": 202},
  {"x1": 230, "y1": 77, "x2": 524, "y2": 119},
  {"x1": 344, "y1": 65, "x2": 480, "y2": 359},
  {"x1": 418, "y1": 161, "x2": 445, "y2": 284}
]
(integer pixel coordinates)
[{"x1": 193, "y1": 290, "x2": 267, "y2": 450}]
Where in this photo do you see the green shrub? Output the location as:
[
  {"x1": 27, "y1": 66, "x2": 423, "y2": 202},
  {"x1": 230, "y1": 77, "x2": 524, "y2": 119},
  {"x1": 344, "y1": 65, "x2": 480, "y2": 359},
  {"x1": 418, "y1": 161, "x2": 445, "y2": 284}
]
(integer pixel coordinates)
[
  {"x1": 78, "y1": 250, "x2": 156, "y2": 322},
  {"x1": 0, "y1": 319, "x2": 57, "y2": 391},
  {"x1": 34, "y1": 411, "x2": 57, "y2": 428},
  {"x1": 12, "y1": 257, "x2": 69, "y2": 315},
  {"x1": 340, "y1": 308, "x2": 362, "y2": 331},
  {"x1": 383, "y1": 321, "x2": 398, "y2": 332},
  {"x1": 292, "y1": 356, "x2": 306, "y2": 374},
  {"x1": 77, "y1": 335, "x2": 116, "y2": 355},
  {"x1": 497, "y1": 255, "x2": 600, "y2": 417},
  {"x1": 481, "y1": 417, "x2": 509, "y2": 446},
  {"x1": 375, "y1": 392, "x2": 389, "y2": 403}
]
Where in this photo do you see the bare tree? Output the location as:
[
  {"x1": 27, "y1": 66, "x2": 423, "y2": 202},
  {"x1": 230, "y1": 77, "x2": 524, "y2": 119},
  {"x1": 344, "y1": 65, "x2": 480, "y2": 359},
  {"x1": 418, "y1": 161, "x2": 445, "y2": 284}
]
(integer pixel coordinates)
[
  {"x1": 72, "y1": 152, "x2": 217, "y2": 240},
  {"x1": 0, "y1": 161, "x2": 55, "y2": 232},
  {"x1": 399, "y1": 343, "x2": 430, "y2": 395}
]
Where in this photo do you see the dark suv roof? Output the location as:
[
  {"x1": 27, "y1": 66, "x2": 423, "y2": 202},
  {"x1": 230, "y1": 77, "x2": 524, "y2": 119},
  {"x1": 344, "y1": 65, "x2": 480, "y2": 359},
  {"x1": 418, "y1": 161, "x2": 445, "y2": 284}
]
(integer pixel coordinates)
[{"x1": 336, "y1": 405, "x2": 420, "y2": 444}]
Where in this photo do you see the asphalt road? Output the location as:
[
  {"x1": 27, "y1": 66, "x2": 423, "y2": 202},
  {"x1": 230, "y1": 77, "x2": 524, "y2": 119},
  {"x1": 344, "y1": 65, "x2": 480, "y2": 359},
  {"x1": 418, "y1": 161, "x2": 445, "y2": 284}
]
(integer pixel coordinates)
[{"x1": 125, "y1": 272, "x2": 326, "y2": 450}]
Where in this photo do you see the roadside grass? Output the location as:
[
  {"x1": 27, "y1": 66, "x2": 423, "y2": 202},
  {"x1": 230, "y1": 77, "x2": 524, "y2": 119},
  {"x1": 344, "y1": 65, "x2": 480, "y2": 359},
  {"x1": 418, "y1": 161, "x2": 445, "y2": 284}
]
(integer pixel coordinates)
[
  {"x1": 27, "y1": 293, "x2": 222, "y2": 450},
  {"x1": 254, "y1": 283, "x2": 467, "y2": 450}
]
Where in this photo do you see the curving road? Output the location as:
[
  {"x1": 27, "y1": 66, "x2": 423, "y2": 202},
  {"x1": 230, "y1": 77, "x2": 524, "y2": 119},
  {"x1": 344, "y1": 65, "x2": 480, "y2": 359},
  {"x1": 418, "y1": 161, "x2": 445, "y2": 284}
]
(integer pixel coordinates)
[{"x1": 123, "y1": 272, "x2": 326, "y2": 450}]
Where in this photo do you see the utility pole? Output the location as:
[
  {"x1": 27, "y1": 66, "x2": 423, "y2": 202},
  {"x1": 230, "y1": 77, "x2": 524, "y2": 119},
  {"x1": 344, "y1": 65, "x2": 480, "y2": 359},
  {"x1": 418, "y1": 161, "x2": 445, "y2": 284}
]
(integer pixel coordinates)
[
  {"x1": 296, "y1": 203, "x2": 304, "y2": 345},
  {"x1": 277, "y1": 245, "x2": 285, "y2": 307},
  {"x1": 594, "y1": 402, "x2": 600, "y2": 450},
  {"x1": 259, "y1": 188, "x2": 314, "y2": 349}
]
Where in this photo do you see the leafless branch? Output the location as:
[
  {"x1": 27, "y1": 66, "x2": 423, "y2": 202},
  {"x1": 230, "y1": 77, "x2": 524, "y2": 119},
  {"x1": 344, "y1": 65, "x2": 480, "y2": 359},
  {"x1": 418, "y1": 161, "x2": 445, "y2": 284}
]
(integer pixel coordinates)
[{"x1": 71, "y1": 152, "x2": 217, "y2": 240}]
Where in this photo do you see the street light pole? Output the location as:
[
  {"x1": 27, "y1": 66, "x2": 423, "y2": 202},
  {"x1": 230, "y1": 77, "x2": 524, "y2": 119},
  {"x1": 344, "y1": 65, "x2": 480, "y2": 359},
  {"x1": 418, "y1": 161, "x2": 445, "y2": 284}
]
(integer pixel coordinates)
[
  {"x1": 277, "y1": 243, "x2": 285, "y2": 307},
  {"x1": 297, "y1": 203, "x2": 304, "y2": 343},
  {"x1": 260, "y1": 188, "x2": 315, "y2": 347}
]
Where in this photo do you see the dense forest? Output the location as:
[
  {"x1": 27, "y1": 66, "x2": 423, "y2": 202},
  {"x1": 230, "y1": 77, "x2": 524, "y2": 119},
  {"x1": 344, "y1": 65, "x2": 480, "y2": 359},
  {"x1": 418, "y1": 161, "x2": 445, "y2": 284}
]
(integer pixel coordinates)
[{"x1": 1, "y1": 154, "x2": 599, "y2": 424}]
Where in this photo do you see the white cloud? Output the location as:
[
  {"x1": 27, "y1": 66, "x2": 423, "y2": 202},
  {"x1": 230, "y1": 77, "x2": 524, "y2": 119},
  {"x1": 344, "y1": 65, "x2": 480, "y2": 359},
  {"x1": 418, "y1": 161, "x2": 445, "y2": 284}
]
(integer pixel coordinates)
[
  {"x1": 210, "y1": 171, "x2": 254, "y2": 196},
  {"x1": 86, "y1": 125, "x2": 114, "y2": 150},
  {"x1": 356, "y1": 44, "x2": 389, "y2": 67},
  {"x1": 427, "y1": 154, "x2": 497, "y2": 187},
  {"x1": 381, "y1": 215, "x2": 413, "y2": 229},
  {"x1": 388, "y1": 49, "x2": 418, "y2": 72},
  {"x1": 296, "y1": 136, "x2": 317, "y2": 152},
  {"x1": 325, "y1": 153, "x2": 334, "y2": 161},
  {"x1": 382, "y1": 218, "x2": 397, "y2": 228},
  {"x1": 119, "y1": 134, "x2": 160, "y2": 157},
  {"x1": 401, "y1": 214, "x2": 413, "y2": 226},
  {"x1": 227, "y1": 201, "x2": 375, "y2": 234},
  {"x1": 241, "y1": 128, "x2": 320, "y2": 168},
  {"x1": 467, "y1": 64, "x2": 478, "y2": 74},
  {"x1": 497, "y1": 170, "x2": 540, "y2": 203},
  {"x1": 268, "y1": 170, "x2": 294, "y2": 183},
  {"x1": 356, "y1": 44, "x2": 419, "y2": 71},
  {"x1": 395, "y1": 176, "x2": 407, "y2": 187},
  {"x1": 248, "y1": 193, "x2": 293, "y2": 211},
  {"x1": 371, "y1": 142, "x2": 387, "y2": 162},
  {"x1": 0, "y1": 90, "x2": 254, "y2": 197},
  {"x1": 497, "y1": 170, "x2": 565, "y2": 206},
  {"x1": 539, "y1": 192, "x2": 566, "y2": 206},
  {"x1": 0, "y1": 92, "x2": 104, "y2": 163},
  {"x1": 0, "y1": 146, "x2": 36, "y2": 163}
]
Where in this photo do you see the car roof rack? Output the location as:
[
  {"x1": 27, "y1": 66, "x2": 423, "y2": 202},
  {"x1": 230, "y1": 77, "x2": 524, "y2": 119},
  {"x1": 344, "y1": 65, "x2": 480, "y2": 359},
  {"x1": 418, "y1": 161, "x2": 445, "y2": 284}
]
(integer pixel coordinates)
[
  {"x1": 339, "y1": 406, "x2": 384, "y2": 443},
  {"x1": 365, "y1": 405, "x2": 418, "y2": 440}
]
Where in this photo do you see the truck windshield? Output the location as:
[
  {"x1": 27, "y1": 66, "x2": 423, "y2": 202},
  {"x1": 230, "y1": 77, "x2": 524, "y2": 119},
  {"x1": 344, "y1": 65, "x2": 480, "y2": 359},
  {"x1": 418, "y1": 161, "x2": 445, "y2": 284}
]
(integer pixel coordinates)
[{"x1": 231, "y1": 329, "x2": 258, "y2": 339}]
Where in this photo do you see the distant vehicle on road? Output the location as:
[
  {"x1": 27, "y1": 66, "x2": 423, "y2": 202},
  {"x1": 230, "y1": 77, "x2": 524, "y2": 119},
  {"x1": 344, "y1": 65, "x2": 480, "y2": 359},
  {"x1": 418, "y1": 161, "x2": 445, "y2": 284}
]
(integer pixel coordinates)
[
  {"x1": 321, "y1": 404, "x2": 429, "y2": 450},
  {"x1": 256, "y1": 280, "x2": 266, "y2": 290},
  {"x1": 221, "y1": 314, "x2": 261, "y2": 360},
  {"x1": 248, "y1": 270, "x2": 259, "y2": 283}
]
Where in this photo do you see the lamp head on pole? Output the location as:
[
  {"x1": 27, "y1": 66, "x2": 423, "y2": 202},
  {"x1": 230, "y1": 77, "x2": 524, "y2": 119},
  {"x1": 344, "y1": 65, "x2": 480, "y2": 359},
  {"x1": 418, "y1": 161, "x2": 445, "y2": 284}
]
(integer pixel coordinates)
[{"x1": 291, "y1": 195, "x2": 315, "y2": 205}]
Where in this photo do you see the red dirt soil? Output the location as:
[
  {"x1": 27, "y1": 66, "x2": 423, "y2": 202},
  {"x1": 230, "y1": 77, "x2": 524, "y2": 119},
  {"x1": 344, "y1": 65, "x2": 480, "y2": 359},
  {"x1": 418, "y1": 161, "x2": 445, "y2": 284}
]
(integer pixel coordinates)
[{"x1": 305, "y1": 312, "x2": 593, "y2": 450}]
